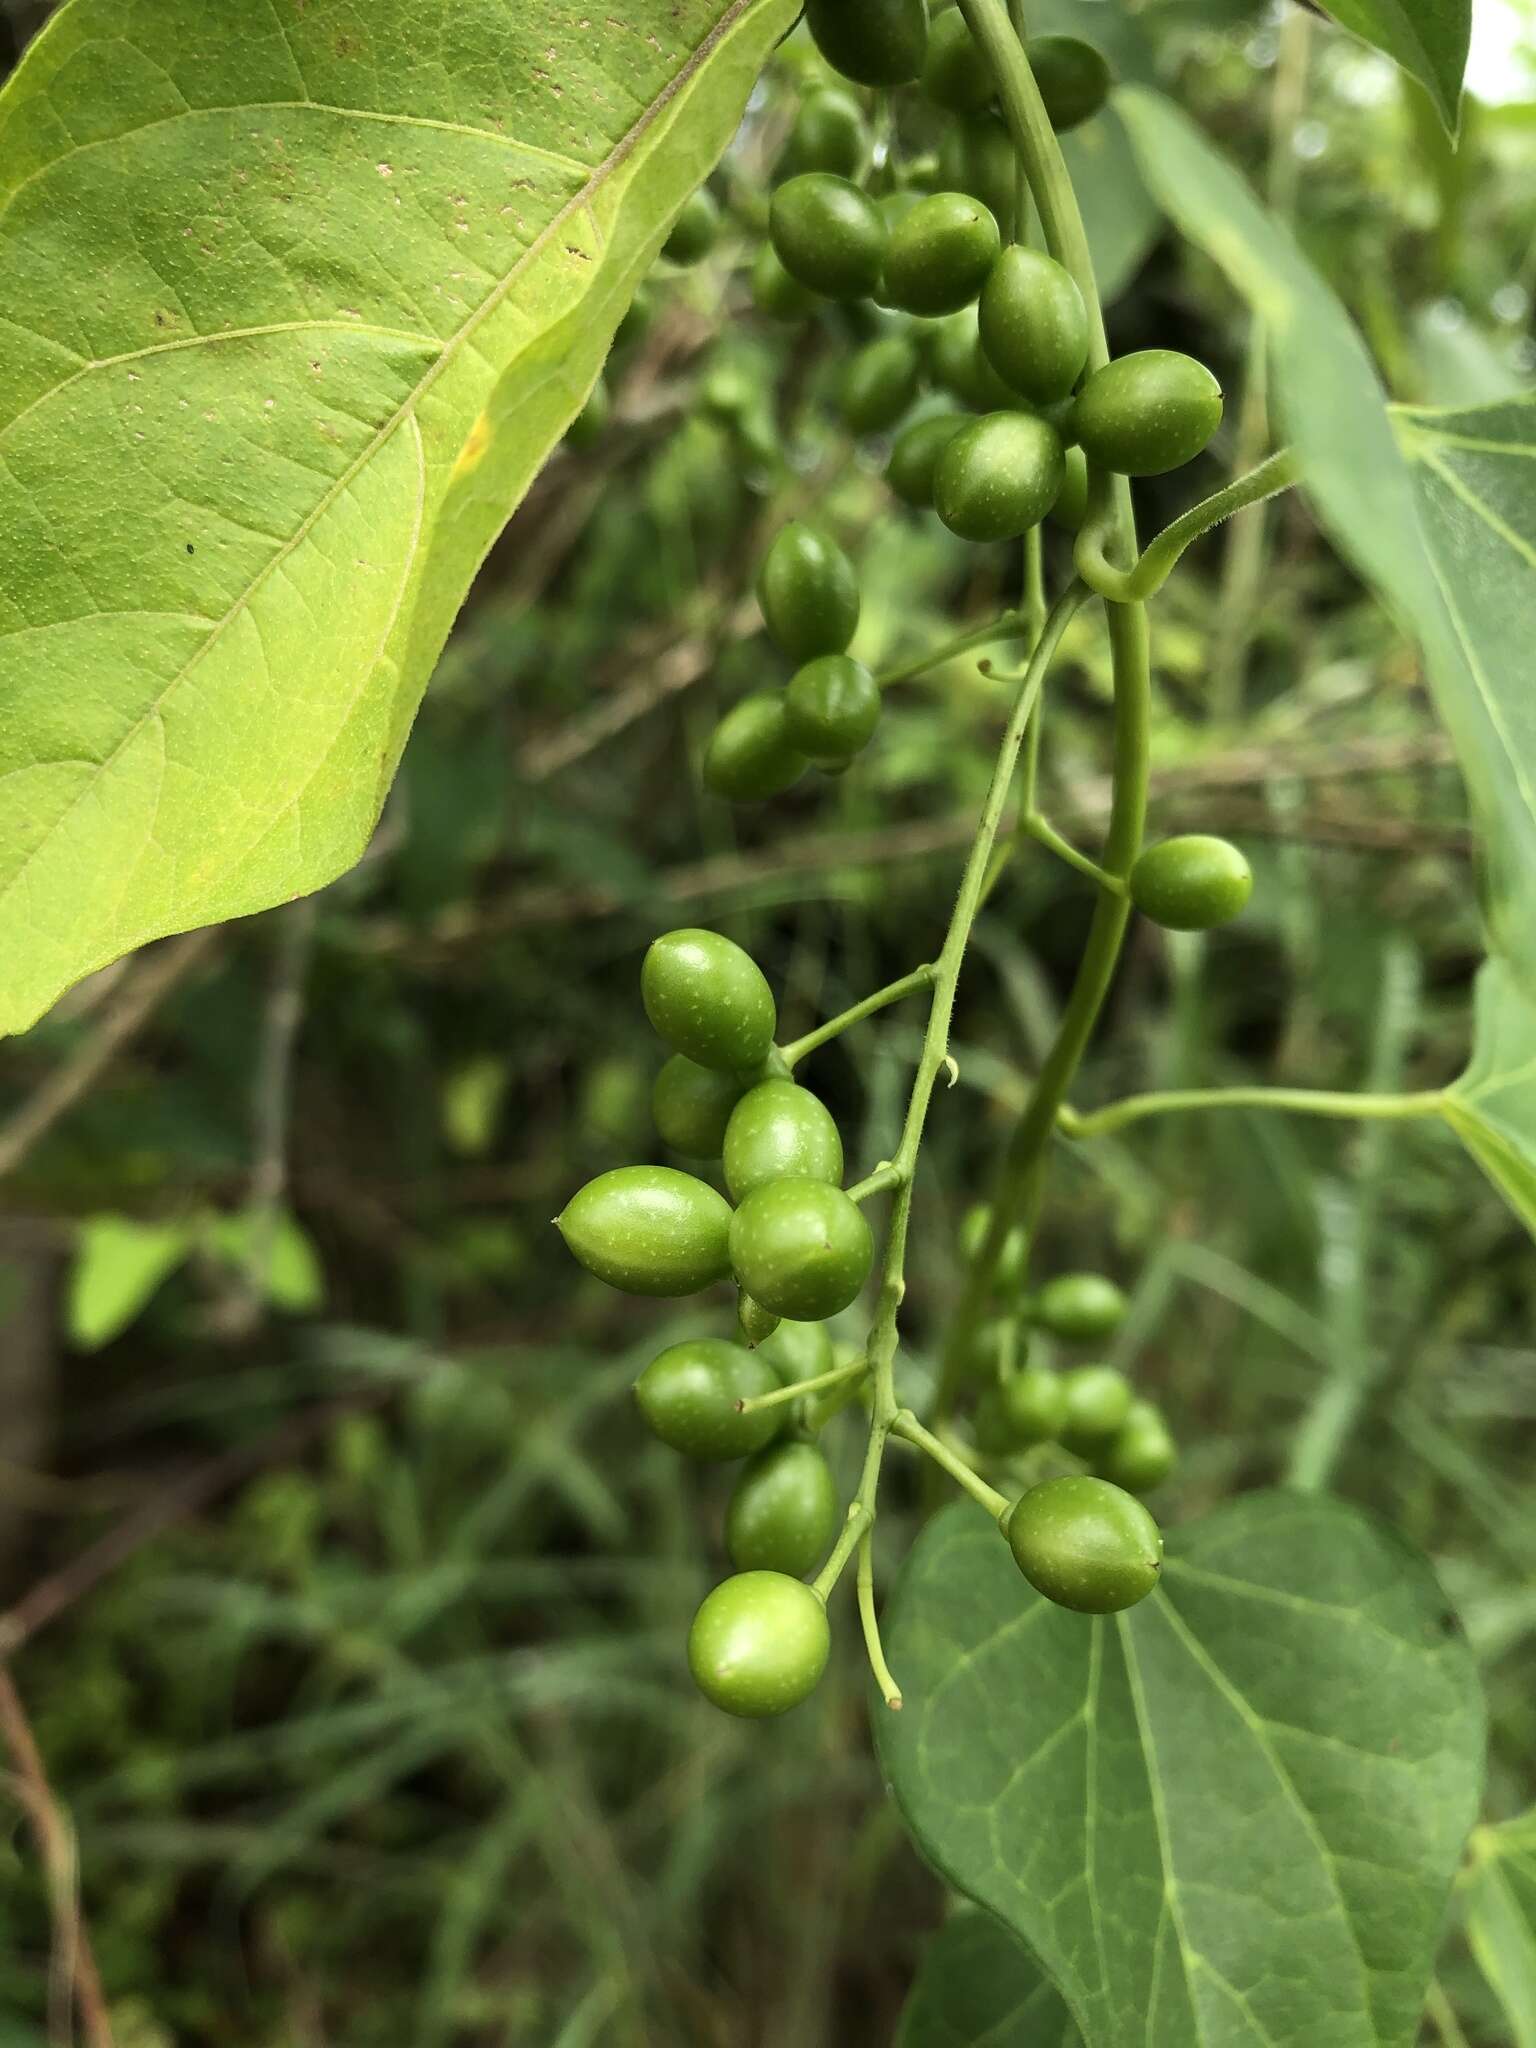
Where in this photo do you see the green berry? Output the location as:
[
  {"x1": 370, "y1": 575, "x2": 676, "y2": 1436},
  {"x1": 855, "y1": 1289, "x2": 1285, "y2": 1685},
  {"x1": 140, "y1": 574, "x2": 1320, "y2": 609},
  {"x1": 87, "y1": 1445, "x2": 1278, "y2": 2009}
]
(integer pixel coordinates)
[
  {"x1": 779, "y1": 85, "x2": 867, "y2": 181},
  {"x1": 730, "y1": 1177, "x2": 874, "y2": 1321},
  {"x1": 1051, "y1": 445, "x2": 1090, "y2": 531},
  {"x1": 887, "y1": 410, "x2": 965, "y2": 507},
  {"x1": 1034, "y1": 1272, "x2": 1128, "y2": 1342},
  {"x1": 1058, "y1": 1364, "x2": 1134, "y2": 1454},
  {"x1": 928, "y1": 307, "x2": 1016, "y2": 410},
  {"x1": 738, "y1": 1292, "x2": 783, "y2": 1348},
  {"x1": 959, "y1": 1202, "x2": 1027, "y2": 1291},
  {"x1": 634, "y1": 1338, "x2": 782, "y2": 1459},
  {"x1": 1071, "y1": 350, "x2": 1223, "y2": 476},
  {"x1": 704, "y1": 694, "x2": 808, "y2": 803},
  {"x1": 1006, "y1": 1475, "x2": 1163, "y2": 1613},
  {"x1": 642, "y1": 929, "x2": 777, "y2": 1075},
  {"x1": 1100, "y1": 1402, "x2": 1178, "y2": 1494},
  {"x1": 566, "y1": 376, "x2": 612, "y2": 450},
  {"x1": 688, "y1": 1571, "x2": 830, "y2": 1717},
  {"x1": 922, "y1": 9, "x2": 994, "y2": 111},
  {"x1": 977, "y1": 246, "x2": 1089, "y2": 405},
  {"x1": 1130, "y1": 835, "x2": 1253, "y2": 931},
  {"x1": 723, "y1": 1080, "x2": 844, "y2": 1201},
  {"x1": 935, "y1": 412, "x2": 1065, "y2": 542},
  {"x1": 726, "y1": 1441, "x2": 840, "y2": 1576},
  {"x1": 999, "y1": 1363, "x2": 1067, "y2": 1446},
  {"x1": 652, "y1": 1055, "x2": 751, "y2": 1158},
  {"x1": 757, "y1": 522, "x2": 861, "y2": 662},
  {"x1": 770, "y1": 174, "x2": 887, "y2": 302},
  {"x1": 1026, "y1": 35, "x2": 1112, "y2": 132},
  {"x1": 937, "y1": 114, "x2": 1017, "y2": 242},
  {"x1": 557, "y1": 1166, "x2": 732, "y2": 1296},
  {"x1": 662, "y1": 187, "x2": 720, "y2": 266},
  {"x1": 805, "y1": 0, "x2": 930, "y2": 87},
  {"x1": 839, "y1": 333, "x2": 922, "y2": 435},
  {"x1": 784, "y1": 655, "x2": 882, "y2": 766},
  {"x1": 753, "y1": 243, "x2": 818, "y2": 322},
  {"x1": 762, "y1": 1317, "x2": 837, "y2": 1384},
  {"x1": 884, "y1": 192, "x2": 1001, "y2": 318}
]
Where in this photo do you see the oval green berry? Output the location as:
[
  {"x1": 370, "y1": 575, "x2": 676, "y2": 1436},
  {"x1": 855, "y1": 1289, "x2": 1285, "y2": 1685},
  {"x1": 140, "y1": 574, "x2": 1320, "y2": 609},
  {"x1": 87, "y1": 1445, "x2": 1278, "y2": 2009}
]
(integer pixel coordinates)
[
  {"x1": 730, "y1": 1177, "x2": 874, "y2": 1321},
  {"x1": 1026, "y1": 34, "x2": 1111, "y2": 132},
  {"x1": 770, "y1": 174, "x2": 887, "y2": 302},
  {"x1": 884, "y1": 192, "x2": 1001, "y2": 318},
  {"x1": 738, "y1": 1292, "x2": 783, "y2": 1348},
  {"x1": 1100, "y1": 1402, "x2": 1178, "y2": 1494},
  {"x1": 1007, "y1": 1474, "x2": 1163, "y2": 1613},
  {"x1": 753, "y1": 243, "x2": 818, "y2": 322},
  {"x1": 937, "y1": 114, "x2": 1017, "y2": 242},
  {"x1": 557, "y1": 1166, "x2": 732, "y2": 1296},
  {"x1": 959, "y1": 1202, "x2": 1027, "y2": 1291},
  {"x1": 922, "y1": 8, "x2": 994, "y2": 111},
  {"x1": 662, "y1": 187, "x2": 720, "y2": 266},
  {"x1": 642, "y1": 929, "x2": 777, "y2": 1075},
  {"x1": 652, "y1": 1055, "x2": 750, "y2": 1158},
  {"x1": 1034, "y1": 1272, "x2": 1128, "y2": 1342},
  {"x1": 723, "y1": 1080, "x2": 844, "y2": 1201},
  {"x1": 704, "y1": 694, "x2": 808, "y2": 804},
  {"x1": 1130, "y1": 835, "x2": 1253, "y2": 931},
  {"x1": 839, "y1": 333, "x2": 922, "y2": 435},
  {"x1": 977, "y1": 246, "x2": 1089, "y2": 404},
  {"x1": 1058, "y1": 1364, "x2": 1134, "y2": 1455},
  {"x1": 887, "y1": 410, "x2": 965, "y2": 507},
  {"x1": 805, "y1": 0, "x2": 930, "y2": 87},
  {"x1": 779, "y1": 85, "x2": 867, "y2": 181},
  {"x1": 935, "y1": 411, "x2": 1065, "y2": 542},
  {"x1": 784, "y1": 655, "x2": 882, "y2": 766},
  {"x1": 634, "y1": 1338, "x2": 782, "y2": 1459},
  {"x1": 1071, "y1": 350, "x2": 1223, "y2": 477},
  {"x1": 726, "y1": 1441, "x2": 840, "y2": 1576},
  {"x1": 999, "y1": 1363, "x2": 1067, "y2": 1447},
  {"x1": 688, "y1": 1571, "x2": 830, "y2": 1717},
  {"x1": 757, "y1": 521, "x2": 861, "y2": 662}
]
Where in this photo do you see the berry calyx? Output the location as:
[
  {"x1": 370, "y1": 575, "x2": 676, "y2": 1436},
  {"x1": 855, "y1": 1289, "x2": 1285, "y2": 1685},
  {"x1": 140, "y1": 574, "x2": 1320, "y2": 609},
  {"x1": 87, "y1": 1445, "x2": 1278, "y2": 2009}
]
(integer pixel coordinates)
[
  {"x1": 1006, "y1": 1475, "x2": 1163, "y2": 1613},
  {"x1": 730, "y1": 1177, "x2": 874, "y2": 1321},
  {"x1": 641, "y1": 928, "x2": 777, "y2": 1074},
  {"x1": 635, "y1": 1339, "x2": 783, "y2": 1460},
  {"x1": 557, "y1": 1166, "x2": 732, "y2": 1296},
  {"x1": 1130, "y1": 835, "x2": 1253, "y2": 931},
  {"x1": 723, "y1": 1080, "x2": 845, "y2": 1201},
  {"x1": 726, "y1": 1441, "x2": 840, "y2": 1577},
  {"x1": 688, "y1": 1571, "x2": 831, "y2": 1717}
]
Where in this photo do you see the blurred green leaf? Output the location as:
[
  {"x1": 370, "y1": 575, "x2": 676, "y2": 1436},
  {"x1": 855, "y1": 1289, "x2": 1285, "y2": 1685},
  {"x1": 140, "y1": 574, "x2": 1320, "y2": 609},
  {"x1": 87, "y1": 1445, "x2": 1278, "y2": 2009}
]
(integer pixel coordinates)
[
  {"x1": 442, "y1": 1057, "x2": 511, "y2": 1159},
  {"x1": 69, "y1": 1215, "x2": 195, "y2": 1350},
  {"x1": 897, "y1": 1908, "x2": 1080, "y2": 2046},
  {"x1": 878, "y1": 1496, "x2": 1484, "y2": 2048},
  {"x1": 1443, "y1": 962, "x2": 1536, "y2": 1238},
  {"x1": 206, "y1": 1209, "x2": 326, "y2": 1314},
  {"x1": 1462, "y1": 1811, "x2": 1536, "y2": 2048},
  {"x1": 1315, "y1": 0, "x2": 1470, "y2": 135}
]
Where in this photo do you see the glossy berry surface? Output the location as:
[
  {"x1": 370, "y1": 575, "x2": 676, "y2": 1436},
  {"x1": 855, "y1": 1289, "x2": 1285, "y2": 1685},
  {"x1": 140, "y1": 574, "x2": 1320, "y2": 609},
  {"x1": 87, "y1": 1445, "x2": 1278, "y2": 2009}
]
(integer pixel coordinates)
[
  {"x1": 1071, "y1": 350, "x2": 1223, "y2": 476},
  {"x1": 978, "y1": 246, "x2": 1089, "y2": 404},
  {"x1": 642, "y1": 929, "x2": 777, "y2": 1074},
  {"x1": 704, "y1": 693, "x2": 807, "y2": 803},
  {"x1": 1026, "y1": 34, "x2": 1111, "y2": 132},
  {"x1": 723, "y1": 1080, "x2": 844, "y2": 1201},
  {"x1": 726, "y1": 1441, "x2": 840, "y2": 1576},
  {"x1": 757, "y1": 522, "x2": 861, "y2": 663},
  {"x1": 779, "y1": 85, "x2": 867, "y2": 181},
  {"x1": 634, "y1": 1339, "x2": 782, "y2": 1459},
  {"x1": 557, "y1": 1166, "x2": 732, "y2": 1296},
  {"x1": 805, "y1": 0, "x2": 930, "y2": 87},
  {"x1": 1000, "y1": 1363, "x2": 1067, "y2": 1447},
  {"x1": 661, "y1": 187, "x2": 719, "y2": 266},
  {"x1": 1130, "y1": 835, "x2": 1253, "y2": 931},
  {"x1": 884, "y1": 192, "x2": 1001, "y2": 318},
  {"x1": 1058, "y1": 1364, "x2": 1134, "y2": 1454},
  {"x1": 1034, "y1": 1271, "x2": 1128, "y2": 1342},
  {"x1": 839, "y1": 333, "x2": 922, "y2": 435},
  {"x1": 688, "y1": 1572, "x2": 831, "y2": 1717},
  {"x1": 769, "y1": 174, "x2": 887, "y2": 303},
  {"x1": 784, "y1": 656, "x2": 882, "y2": 766},
  {"x1": 730, "y1": 1177, "x2": 874, "y2": 1321},
  {"x1": 652, "y1": 1054, "x2": 749, "y2": 1158},
  {"x1": 938, "y1": 114, "x2": 1017, "y2": 242},
  {"x1": 1100, "y1": 1401, "x2": 1178, "y2": 1493},
  {"x1": 922, "y1": 8, "x2": 994, "y2": 111},
  {"x1": 928, "y1": 308, "x2": 1013, "y2": 411},
  {"x1": 935, "y1": 412, "x2": 1065, "y2": 543},
  {"x1": 887, "y1": 411, "x2": 965, "y2": 508},
  {"x1": 1007, "y1": 1475, "x2": 1163, "y2": 1613}
]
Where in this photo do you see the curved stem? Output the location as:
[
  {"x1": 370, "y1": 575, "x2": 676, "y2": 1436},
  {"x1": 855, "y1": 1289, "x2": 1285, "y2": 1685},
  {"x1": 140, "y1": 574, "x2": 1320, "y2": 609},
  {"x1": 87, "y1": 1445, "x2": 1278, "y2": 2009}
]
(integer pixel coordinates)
[
  {"x1": 891, "y1": 1411, "x2": 1011, "y2": 1520},
  {"x1": 1060, "y1": 1084, "x2": 1446, "y2": 1140},
  {"x1": 857, "y1": 1529, "x2": 903, "y2": 1710},
  {"x1": 1075, "y1": 450, "x2": 1301, "y2": 606},
  {"x1": 1025, "y1": 812, "x2": 1125, "y2": 894},
  {"x1": 877, "y1": 609, "x2": 1026, "y2": 690},
  {"x1": 781, "y1": 964, "x2": 936, "y2": 1068}
]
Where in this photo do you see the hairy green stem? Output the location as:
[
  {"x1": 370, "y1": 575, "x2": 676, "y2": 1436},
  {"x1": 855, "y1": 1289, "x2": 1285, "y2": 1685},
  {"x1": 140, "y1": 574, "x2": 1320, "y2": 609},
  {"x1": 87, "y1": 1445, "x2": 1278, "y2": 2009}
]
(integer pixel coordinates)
[
  {"x1": 1025, "y1": 812, "x2": 1125, "y2": 894},
  {"x1": 846, "y1": 1163, "x2": 904, "y2": 1205},
  {"x1": 781, "y1": 964, "x2": 936, "y2": 1068},
  {"x1": 1075, "y1": 450, "x2": 1301, "y2": 606},
  {"x1": 1060, "y1": 1083, "x2": 1445, "y2": 1140},
  {"x1": 891, "y1": 1411, "x2": 1012, "y2": 1520}
]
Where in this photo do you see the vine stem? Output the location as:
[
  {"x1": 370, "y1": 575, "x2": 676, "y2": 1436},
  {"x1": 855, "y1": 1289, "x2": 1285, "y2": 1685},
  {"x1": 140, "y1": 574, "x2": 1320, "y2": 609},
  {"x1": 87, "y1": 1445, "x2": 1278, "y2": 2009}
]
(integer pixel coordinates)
[
  {"x1": 857, "y1": 1529, "x2": 903, "y2": 1710},
  {"x1": 1060, "y1": 1084, "x2": 1445, "y2": 1139},
  {"x1": 780, "y1": 963, "x2": 936, "y2": 1068},
  {"x1": 1075, "y1": 450, "x2": 1301, "y2": 606},
  {"x1": 890, "y1": 1411, "x2": 1011, "y2": 1520},
  {"x1": 876, "y1": 608, "x2": 1027, "y2": 689}
]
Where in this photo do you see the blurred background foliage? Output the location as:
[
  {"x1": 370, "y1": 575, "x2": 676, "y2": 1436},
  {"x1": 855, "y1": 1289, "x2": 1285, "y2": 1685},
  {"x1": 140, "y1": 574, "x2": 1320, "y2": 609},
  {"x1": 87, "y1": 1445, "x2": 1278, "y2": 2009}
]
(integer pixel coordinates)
[{"x1": 0, "y1": 0, "x2": 1535, "y2": 2041}]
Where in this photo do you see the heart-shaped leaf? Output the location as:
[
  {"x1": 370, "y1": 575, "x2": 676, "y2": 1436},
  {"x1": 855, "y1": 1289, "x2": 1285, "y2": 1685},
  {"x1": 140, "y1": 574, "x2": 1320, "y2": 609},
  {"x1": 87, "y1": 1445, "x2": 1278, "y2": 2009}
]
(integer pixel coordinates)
[
  {"x1": 1312, "y1": 0, "x2": 1469, "y2": 136},
  {"x1": 1116, "y1": 90, "x2": 1536, "y2": 1001},
  {"x1": 877, "y1": 1495, "x2": 1485, "y2": 2048},
  {"x1": 0, "y1": 0, "x2": 795, "y2": 1034},
  {"x1": 898, "y1": 1908, "x2": 1081, "y2": 2047}
]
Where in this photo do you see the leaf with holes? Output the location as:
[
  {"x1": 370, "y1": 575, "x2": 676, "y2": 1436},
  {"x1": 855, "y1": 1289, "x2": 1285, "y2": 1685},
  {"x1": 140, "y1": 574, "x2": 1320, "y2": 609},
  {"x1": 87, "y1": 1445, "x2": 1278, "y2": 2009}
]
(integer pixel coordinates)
[
  {"x1": 877, "y1": 1495, "x2": 1484, "y2": 2048},
  {"x1": 897, "y1": 1908, "x2": 1081, "y2": 2047},
  {"x1": 0, "y1": 0, "x2": 796, "y2": 1035}
]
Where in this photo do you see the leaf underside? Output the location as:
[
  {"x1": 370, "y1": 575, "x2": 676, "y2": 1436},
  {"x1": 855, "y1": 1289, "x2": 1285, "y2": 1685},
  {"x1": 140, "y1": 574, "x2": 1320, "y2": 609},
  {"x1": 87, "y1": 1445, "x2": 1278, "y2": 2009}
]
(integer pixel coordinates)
[
  {"x1": 0, "y1": 0, "x2": 796, "y2": 1034},
  {"x1": 878, "y1": 1496, "x2": 1484, "y2": 2048}
]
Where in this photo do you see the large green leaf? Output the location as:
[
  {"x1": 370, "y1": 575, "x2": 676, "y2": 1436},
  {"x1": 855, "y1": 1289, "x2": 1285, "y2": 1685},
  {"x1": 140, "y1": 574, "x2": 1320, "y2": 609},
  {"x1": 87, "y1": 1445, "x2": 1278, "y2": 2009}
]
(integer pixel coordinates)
[
  {"x1": 1462, "y1": 1811, "x2": 1536, "y2": 2048},
  {"x1": 877, "y1": 1495, "x2": 1484, "y2": 2048},
  {"x1": 0, "y1": 0, "x2": 795, "y2": 1035},
  {"x1": 1116, "y1": 88, "x2": 1536, "y2": 999},
  {"x1": 1442, "y1": 961, "x2": 1536, "y2": 1237},
  {"x1": 898, "y1": 1909, "x2": 1080, "y2": 2048},
  {"x1": 1312, "y1": 0, "x2": 1469, "y2": 135}
]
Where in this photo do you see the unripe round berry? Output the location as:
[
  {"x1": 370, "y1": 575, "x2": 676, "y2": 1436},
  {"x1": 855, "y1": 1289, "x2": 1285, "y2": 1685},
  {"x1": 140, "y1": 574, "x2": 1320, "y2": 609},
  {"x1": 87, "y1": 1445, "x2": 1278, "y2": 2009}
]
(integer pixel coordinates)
[
  {"x1": 642, "y1": 929, "x2": 777, "y2": 1074},
  {"x1": 1006, "y1": 1475, "x2": 1163, "y2": 1613},
  {"x1": 688, "y1": 1571, "x2": 831, "y2": 1717},
  {"x1": 922, "y1": 8, "x2": 994, "y2": 111},
  {"x1": 937, "y1": 114, "x2": 1017, "y2": 242},
  {"x1": 770, "y1": 174, "x2": 887, "y2": 302},
  {"x1": 1034, "y1": 1271, "x2": 1128, "y2": 1342},
  {"x1": 779, "y1": 85, "x2": 867, "y2": 182},
  {"x1": 784, "y1": 655, "x2": 882, "y2": 766},
  {"x1": 761, "y1": 1317, "x2": 837, "y2": 1384},
  {"x1": 977, "y1": 246, "x2": 1089, "y2": 405},
  {"x1": 1071, "y1": 350, "x2": 1223, "y2": 477},
  {"x1": 704, "y1": 694, "x2": 808, "y2": 803},
  {"x1": 757, "y1": 522, "x2": 861, "y2": 662},
  {"x1": 753, "y1": 243, "x2": 818, "y2": 322},
  {"x1": 839, "y1": 333, "x2": 922, "y2": 435},
  {"x1": 935, "y1": 412, "x2": 1065, "y2": 543},
  {"x1": 1058, "y1": 1364, "x2": 1134, "y2": 1455},
  {"x1": 1026, "y1": 34, "x2": 1112, "y2": 132},
  {"x1": 662, "y1": 188, "x2": 720, "y2": 267},
  {"x1": 723, "y1": 1080, "x2": 844, "y2": 1201},
  {"x1": 805, "y1": 0, "x2": 929, "y2": 87},
  {"x1": 1130, "y1": 835, "x2": 1253, "y2": 931},
  {"x1": 652, "y1": 1055, "x2": 750, "y2": 1158},
  {"x1": 1100, "y1": 1401, "x2": 1178, "y2": 1493},
  {"x1": 883, "y1": 192, "x2": 1001, "y2": 318},
  {"x1": 730, "y1": 1177, "x2": 874, "y2": 1321},
  {"x1": 959, "y1": 1203, "x2": 1027, "y2": 1291},
  {"x1": 999, "y1": 1363, "x2": 1067, "y2": 1447},
  {"x1": 557, "y1": 1166, "x2": 732, "y2": 1296},
  {"x1": 887, "y1": 411, "x2": 965, "y2": 507},
  {"x1": 726, "y1": 1441, "x2": 840, "y2": 1576},
  {"x1": 634, "y1": 1339, "x2": 782, "y2": 1459}
]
